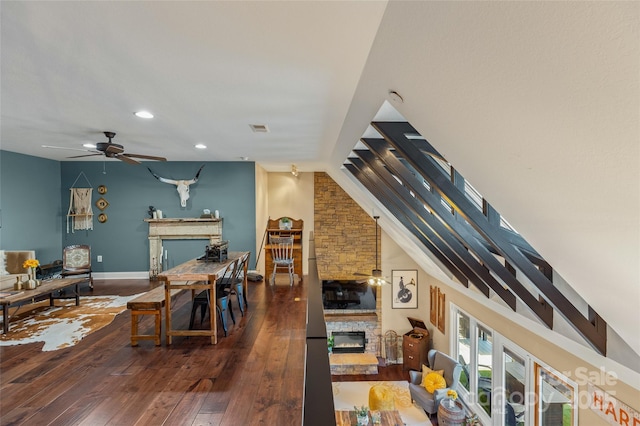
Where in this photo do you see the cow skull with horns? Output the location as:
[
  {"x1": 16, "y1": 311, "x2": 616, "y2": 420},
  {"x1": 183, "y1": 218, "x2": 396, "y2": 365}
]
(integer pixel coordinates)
[{"x1": 147, "y1": 165, "x2": 205, "y2": 207}]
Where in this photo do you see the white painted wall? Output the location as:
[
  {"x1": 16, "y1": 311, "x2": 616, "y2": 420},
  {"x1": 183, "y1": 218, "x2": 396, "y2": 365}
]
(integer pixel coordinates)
[{"x1": 266, "y1": 172, "x2": 314, "y2": 276}]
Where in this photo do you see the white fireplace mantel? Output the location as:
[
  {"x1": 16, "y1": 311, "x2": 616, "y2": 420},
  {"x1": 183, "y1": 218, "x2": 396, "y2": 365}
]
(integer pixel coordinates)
[{"x1": 144, "y1": 218, "x2": 222, "y2": 278}]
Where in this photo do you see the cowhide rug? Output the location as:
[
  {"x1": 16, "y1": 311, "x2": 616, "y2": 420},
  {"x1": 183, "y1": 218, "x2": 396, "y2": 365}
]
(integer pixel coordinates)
[{"x1": 0, "y1": 294, "x2": 141, "y2": 351}]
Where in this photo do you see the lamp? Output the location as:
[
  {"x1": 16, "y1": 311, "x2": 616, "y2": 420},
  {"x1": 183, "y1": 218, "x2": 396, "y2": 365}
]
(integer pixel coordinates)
[
  {"x1": 353, "y1": 215, "x2": 387, "y2": 285},
  {"x1": 368, "y1": 216, "x2": 387, "y2": 286},
  {"x1": 291, "y1": 164, "x2": 299, "y2": 177}
]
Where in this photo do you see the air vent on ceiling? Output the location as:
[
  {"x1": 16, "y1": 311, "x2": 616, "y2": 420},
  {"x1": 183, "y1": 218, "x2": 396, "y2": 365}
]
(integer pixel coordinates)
[{"x1": 250, "y1": 124, "x2": 269, "y2": 133}]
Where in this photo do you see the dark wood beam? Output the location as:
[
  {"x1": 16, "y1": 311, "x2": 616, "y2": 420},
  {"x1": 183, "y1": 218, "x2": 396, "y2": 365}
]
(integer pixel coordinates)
[
  {"x1": 353, "y1": 150, "x2": 517, "y2": 307},
  {"x1": 371, "y1": 121, "x2": 606, "y2": 355},
  {"x1": 350, "y1": 154, "x2": 516, "y2": 304},
  {"x1": 361, "y1": 138, "x2": 549, "y2": 327},
  {"x1": 345, "y1": 159, "x2": 469, "y2": 287},
  {"x1": 413, "y1": 139, "x2": 544, "y2": 261}
]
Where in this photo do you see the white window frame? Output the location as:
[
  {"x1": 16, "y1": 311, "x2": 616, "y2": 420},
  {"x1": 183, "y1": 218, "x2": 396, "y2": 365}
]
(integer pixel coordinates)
[{"x1": 450, "y1": 304, "x2": 578, "y2": 426}]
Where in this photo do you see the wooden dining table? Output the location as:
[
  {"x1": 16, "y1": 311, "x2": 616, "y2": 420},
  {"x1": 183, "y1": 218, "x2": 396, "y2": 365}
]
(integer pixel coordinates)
[{"x1": 158, "y1": 251, "x2": 250, "y2": 345}]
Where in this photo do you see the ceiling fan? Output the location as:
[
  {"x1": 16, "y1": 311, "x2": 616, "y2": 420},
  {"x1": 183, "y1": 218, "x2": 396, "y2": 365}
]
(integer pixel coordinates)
[
  {"x1": 44, "y1": 131, "x2": 167, "y2": 165},
  {"x1": 354, "y1": 215, "x2": 388, "y2": 286}
]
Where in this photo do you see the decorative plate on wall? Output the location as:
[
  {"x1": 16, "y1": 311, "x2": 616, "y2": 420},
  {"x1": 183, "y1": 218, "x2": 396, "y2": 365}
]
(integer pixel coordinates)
[
  {"x1": 95, "y1": 197, "x2": 109, "y2": 211},
  {"x1": 97, "y1": 185, "x2": 108, "y2": 194},
  {"x1": 98, "y1": 213, "x2": 108, "y2": 223}
]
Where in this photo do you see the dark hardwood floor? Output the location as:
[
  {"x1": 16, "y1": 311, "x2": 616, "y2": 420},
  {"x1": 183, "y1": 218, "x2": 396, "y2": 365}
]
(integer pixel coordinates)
[
  {"x1": 0, "y1": 278, "x2": 306, "y2": 425},
  {"x1": 0, "y1": 278, "x2": 407, "y2": 425}
]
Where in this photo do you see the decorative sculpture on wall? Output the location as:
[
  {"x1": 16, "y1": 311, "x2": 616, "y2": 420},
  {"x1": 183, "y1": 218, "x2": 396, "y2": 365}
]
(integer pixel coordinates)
[{"x1": 147, "y1": 165, "x2": 205, "y2": 207}]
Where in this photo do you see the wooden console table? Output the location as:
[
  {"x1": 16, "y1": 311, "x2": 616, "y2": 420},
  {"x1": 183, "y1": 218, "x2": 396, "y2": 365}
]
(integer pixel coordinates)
[
  {"x1": 145, "y1": 218, "x2": 223, "y2": 278},
  {"x1": 0, "y1": 277, "x2": 86, "y2": 333},
  {"x1": 158, "y1": 251, "x2": 249, "y2": 345}
]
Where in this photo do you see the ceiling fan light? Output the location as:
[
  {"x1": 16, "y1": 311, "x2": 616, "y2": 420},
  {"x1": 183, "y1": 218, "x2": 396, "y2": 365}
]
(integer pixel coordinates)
[
  {"x1": 194, "y1": 144, "x2": 207, "y2": 149},
  {"x1": 134, "y1": 111, "x2": 154, "y2": 119}
]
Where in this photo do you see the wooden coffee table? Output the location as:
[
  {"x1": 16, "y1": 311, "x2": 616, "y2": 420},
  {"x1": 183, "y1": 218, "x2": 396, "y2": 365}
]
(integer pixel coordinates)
[
  {"x1": 0, "y1": 277, "x2": 86, "y2": 333},
  {"x1": 334, "y1": 409, "x2": 404, "y2": 425}
]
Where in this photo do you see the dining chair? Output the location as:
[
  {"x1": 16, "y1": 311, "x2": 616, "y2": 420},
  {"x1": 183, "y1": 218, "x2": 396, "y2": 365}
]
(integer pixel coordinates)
[
  {"x1": 226, "y1": 252, "x2": 249, "y2": 316},
  {"x1": 269, "y1": 235, "x2": 294, "y2": 285},
  {"x1": 189, "y1": 258, "x2": 239, "y2": 336},
  {"x1": 60, "y1": 244, "x2": 93, "y2": 289},
  {"x1": 189, "y1": 290, "x2": 236, "y2": 336}
]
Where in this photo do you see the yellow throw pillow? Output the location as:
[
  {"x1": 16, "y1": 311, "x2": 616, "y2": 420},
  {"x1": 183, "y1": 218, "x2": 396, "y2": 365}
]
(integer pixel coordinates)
[
  {"x1": 423, "y1": 372, "x2": 447, "y2": 393},
  {"x1": 420, "y1": 364, "x2": 445, "y2": 387}
]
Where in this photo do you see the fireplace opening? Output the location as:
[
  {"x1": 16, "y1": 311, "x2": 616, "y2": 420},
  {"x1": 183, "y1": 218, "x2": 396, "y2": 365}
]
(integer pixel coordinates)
[{"x1": 332, "y1": 331, "x2": 366, "y2": 354}]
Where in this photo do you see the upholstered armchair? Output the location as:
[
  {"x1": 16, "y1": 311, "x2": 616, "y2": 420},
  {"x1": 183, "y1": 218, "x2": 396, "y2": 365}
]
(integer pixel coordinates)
[
  {"x1": 60, "y1": 245, "x2": 93, "y2": 289},
  {"x1": 408, "y1": 349, "x2": 463, "y2": 415}
]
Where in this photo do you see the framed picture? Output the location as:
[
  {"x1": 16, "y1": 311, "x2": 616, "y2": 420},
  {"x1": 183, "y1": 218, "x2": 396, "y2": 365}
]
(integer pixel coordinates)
[
  {"x1": 437, "y1": 287, "x2": 446, "y2": 333},
  {"x1": 430, "y1": 285, "x2": 438, "y2": 326},
  {"x1": 392, "y1": 269, "x2": 418, "y2": 309}
]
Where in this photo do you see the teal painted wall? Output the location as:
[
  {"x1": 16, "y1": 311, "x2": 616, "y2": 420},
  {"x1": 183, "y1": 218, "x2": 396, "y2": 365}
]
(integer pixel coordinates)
[
  {"x1": 61, "y1": 161, "x2": 256, "y2": 272},
  {"x1": 0, "y1": 151, "x2": 256, "y2": 273},
  {"x1": 0, "y1": 151, "x2": 63, "y2": 264}
]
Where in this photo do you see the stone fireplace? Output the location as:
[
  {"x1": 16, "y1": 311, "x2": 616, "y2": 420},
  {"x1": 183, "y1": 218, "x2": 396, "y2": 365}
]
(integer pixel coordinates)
[
  {"x1": 314, "y1": 172, "x2": 383, "y2": 374},
  {"x1": 324, "y1": 312, "x2": 379, "y2": 355},
  {"x1": 325, "y1": 312, "x2": 380, "y2": 375}
]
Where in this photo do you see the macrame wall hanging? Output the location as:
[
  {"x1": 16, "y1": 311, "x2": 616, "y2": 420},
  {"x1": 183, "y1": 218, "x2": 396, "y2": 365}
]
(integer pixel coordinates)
[{"x1": 67, "y1": 171, "x2": 94, "y2": 233}]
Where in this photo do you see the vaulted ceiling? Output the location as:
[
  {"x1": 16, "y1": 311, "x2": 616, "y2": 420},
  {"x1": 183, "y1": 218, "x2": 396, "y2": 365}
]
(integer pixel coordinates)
[{"x1": 2, "y1": 2, "x2": 638, "y2": 362}]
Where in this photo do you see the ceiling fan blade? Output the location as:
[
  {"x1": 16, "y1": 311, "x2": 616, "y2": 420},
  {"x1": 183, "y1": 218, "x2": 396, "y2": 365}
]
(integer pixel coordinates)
[
  {"x1": 67, "y1": 153, "x2": 102, "y2": 158},
  {"x1": 123, "y1": 153, "x2": 167, "y2": 162},
  {"x1": 42, "y1": 145, "x2": 92, "y2": 152},
  {"x1": 353, "y1": 272, "x2": 371, "y2": 277},
  {"x1": 103, "y1": 144, "x2": 124, "y2": 155},
  {"x1": 115, "y1": 154, "x2": 140, "y2": 165}
]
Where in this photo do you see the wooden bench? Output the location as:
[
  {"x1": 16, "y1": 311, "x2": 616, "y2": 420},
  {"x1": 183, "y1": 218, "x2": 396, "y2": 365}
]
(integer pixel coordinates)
[{"x1": 127, "y1": 286, "x2": 184, "y2": 346}]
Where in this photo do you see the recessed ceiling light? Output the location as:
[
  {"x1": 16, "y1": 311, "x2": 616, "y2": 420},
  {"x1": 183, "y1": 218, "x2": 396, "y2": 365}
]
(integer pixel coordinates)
[
  {"x1": 249, "y1": 124, "x2": 269, "y2": 133},
  {"x1": 194, "y1": 144, "x2": 207, "y2": 149},
  {"x1": 83, "y1": 143, "x2": 96, "y2": 148},
  {"x1": 134, "y1": 111, "x2": 154, "y2": 119},
  {"x1": 240, "y1": 156, "x2": 249, "y2": 161}
]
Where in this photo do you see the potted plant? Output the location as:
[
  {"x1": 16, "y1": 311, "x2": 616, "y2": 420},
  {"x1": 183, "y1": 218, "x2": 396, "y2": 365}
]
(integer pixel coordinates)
[
  {"x1": 279, "y1": 217, "x2": 292, "y2": 230},
  {"x1": 354, "y1": 405, "x2": 369, "y2": 426},
  {"x1": 464, "y1": 414, "x2": 480, "y2": 426}
]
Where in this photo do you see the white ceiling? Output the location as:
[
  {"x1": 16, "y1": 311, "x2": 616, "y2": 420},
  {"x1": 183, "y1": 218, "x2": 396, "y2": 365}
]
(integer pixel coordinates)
[
  {"x1": 2, "y1": 2, "x2": 638, "y2": 363},
  {"x1": 0, "y1": 1, "x2": 386, "y2": 170}
]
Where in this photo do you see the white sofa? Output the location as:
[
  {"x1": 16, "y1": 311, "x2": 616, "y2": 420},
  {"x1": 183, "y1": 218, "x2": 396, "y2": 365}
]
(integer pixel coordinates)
[{"x1": 0, "y1": 250, "x2": 36, "y2": 290}]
